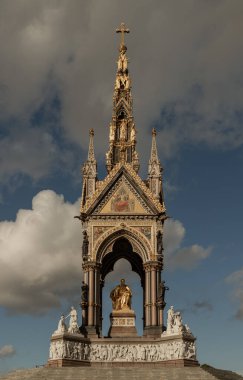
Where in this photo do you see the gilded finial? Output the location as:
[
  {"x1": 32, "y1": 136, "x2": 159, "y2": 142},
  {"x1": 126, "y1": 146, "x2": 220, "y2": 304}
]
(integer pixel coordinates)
[
  {"x1": 116, "y1": 22, "x2": 130, "y2": 50},
  {"x1": 152, "y1": 128, "x2": 157, "y2": 136},
  {"x1": 89, "y1": 128, "x2": 94, "y2": 136}
]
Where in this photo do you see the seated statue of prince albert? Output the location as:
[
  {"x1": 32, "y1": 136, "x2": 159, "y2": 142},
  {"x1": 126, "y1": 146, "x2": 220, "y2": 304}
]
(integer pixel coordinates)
[{"x1": 110, "y1": 279, "x2": 132, "y2": 311}]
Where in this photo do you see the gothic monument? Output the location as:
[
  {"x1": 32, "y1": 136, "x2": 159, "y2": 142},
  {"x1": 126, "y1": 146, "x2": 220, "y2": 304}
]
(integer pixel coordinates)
[{"x1": 47, "y1": 23, "x2": 198, "y2": 368}]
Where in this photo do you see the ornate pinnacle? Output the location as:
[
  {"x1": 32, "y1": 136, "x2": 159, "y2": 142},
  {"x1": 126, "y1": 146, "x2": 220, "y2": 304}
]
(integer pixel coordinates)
[
  {"x1": 150, "y1": 128, "x2": 159, "y2": 164},
  {"x1": 152, "y1": 128, "x2": 157, "y2": 137},
  {"x1": 88, "y1": 129, "x2": 95, "y2": 162}
]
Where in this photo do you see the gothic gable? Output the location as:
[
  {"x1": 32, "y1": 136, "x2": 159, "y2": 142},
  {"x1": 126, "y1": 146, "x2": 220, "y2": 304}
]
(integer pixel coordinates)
[
  {"x1": 81, "y1": 163, "x2": 165, "y2": 216},
  {"x1": 97, "y1": 178, "x2": 150, "y2": 215}
]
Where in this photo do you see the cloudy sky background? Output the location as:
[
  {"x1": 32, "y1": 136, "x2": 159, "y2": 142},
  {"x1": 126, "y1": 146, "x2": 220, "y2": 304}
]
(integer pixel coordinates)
[{"x1": 0, "y1": 0, "x2": 243, "y2": 374}]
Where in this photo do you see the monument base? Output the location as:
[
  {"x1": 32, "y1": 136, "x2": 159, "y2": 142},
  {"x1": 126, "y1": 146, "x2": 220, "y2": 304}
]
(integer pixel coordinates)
[
  {"x1": 108, "y1": 308, "x2": 137, "y2": 337},
  {"x1": 47, "y1": 332, "x2": 198, "y2": 368}
]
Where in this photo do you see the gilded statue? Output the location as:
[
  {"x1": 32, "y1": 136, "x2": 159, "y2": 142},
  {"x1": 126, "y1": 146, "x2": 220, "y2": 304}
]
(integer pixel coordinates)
[
  {"x1": 131, "y1": 123, "x2": 136, "y2": 142},
  {"x1": 110, "y1": 279, "x2": 132, "y2": 311},
  {"x1": 109, "y1": 123, "x2": 115, "y2": 142},
  {"x1": 117, "y1": 50, "x2": 128, "y2": 72},
  {"x1": 120, "y1": 120, "x2": 126, "y2": 141}
]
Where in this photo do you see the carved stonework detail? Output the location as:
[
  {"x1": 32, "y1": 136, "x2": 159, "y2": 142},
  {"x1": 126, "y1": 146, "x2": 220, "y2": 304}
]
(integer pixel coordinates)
[
  {"x1": 81, "y1": 163, "x2": 165, "y2": 215},
  {"x1": 136, "y1": 226, "x2": 151, "y2": 241},
  {"x1": 93, "y1": 226, "x2": 152, "y2": 262},
  {"x1": 93, "y1": 226, "x2": 111, "y2": 242},
  {"x1": 49, "y1": 338, "x2": 196, "y2": 362},
  {"x1": 94, "y1": 176, "x2": 153, "y2": 215}
]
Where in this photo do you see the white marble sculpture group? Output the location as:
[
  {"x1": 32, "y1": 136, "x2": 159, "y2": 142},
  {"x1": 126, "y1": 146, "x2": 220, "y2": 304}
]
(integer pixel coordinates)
[
  {"x1": 54, "y1": 306, "x2": 79, "y2": 335},
  {"x1": 164, "y1": 306, "x2": 192, "y2": 336}
]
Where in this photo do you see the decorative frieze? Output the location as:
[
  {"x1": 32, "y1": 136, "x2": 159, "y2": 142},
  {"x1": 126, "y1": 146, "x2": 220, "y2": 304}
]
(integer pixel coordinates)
[
  {"x1": 111, "y1": 317, "x2": 135, "y2": 326},
  {"x1": 49, "y1": 337, "x2": 196, "y2": 363}
]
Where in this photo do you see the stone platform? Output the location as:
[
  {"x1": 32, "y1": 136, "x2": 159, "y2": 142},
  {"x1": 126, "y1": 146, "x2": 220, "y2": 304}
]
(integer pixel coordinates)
[
  {"x1": 0, "y1": 366, "x2": 218, "y2": 380},
  {"x1": 47, "y1": 331, "x2": 198, "y2": 368}
]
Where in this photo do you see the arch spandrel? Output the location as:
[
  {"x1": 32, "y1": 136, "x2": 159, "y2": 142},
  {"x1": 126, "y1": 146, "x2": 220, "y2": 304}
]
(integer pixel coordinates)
[{"x1": 94, "y1": 226, "x2": 152, "y2": 264}]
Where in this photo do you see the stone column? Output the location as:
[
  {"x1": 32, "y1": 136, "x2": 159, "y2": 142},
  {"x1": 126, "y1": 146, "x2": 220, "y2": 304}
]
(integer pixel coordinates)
[
  {"x1": 144, "y1": 261, "x2": 162, "y2": 336},
  {"x1": 157, "y1": 268, "x2": 163, "y2": 328},
  {"x1": 151, "y1": 265, "x2": 157, "y2": 326},
  {"x1": 99, "y1": 279, "x2": 104, "y2": 335},
  {"x1": 144, "y1": 265, "x2": 150, "y2": 327},
  {"x1": 94, "y1": 264, "x2": 101, "y2": 332},
  {"x1": 88, "y1": 265, "x2": 94, "y2": 326}
]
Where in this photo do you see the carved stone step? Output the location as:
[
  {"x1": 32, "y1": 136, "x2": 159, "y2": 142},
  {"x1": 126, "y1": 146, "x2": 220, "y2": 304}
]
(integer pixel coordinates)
[{"x1": 0, "y1": 367, "x2": 218, "y2": 380}]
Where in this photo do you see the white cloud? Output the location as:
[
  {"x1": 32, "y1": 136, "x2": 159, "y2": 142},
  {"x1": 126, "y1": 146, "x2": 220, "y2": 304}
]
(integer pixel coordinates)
[
  {"x1": 0, "y1": 190, "x2": 81, "y2": 315},
  {"x1": 0, "y1": 192, "x2": 210, "y2": 315},
  {"x1": 0, "y1": 0, "x2": 243, "y2": 183},
  {"x1": 164, "y1": 219, "x2": 212, "y2": 270},
  {"x1": 0, "y1": 345, "x2": 16, "y2": 358},
  {"x1": 226, "y1": 269, "x2": 243, "y2": 320}
]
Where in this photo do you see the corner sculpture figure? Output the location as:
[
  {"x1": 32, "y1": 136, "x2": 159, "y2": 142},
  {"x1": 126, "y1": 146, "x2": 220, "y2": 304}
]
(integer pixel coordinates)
[
  {"x1": 165, "y1": 305, "x2": 191, "y2": 335},
  {"x1": 82, "y1": 230, "x2": 89, "y2": 260},
  {"x1": 54, "y1": 315, "x2": 67, "y2": 334},
  {"x1": 66, "y1": 306, "x2": 79, "y2": 334},
  {"x1": 110, "y1": 279, "x2": 132, "y2": 311}
]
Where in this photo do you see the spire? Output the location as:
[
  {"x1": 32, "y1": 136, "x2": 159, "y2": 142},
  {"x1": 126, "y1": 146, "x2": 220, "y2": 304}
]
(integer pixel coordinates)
[
  {"x1": 81, "y1": 129, "x2": 97, "y2": 207},
  {"x1": 148, "y1": 128, "x2": 163, "y2": 200},
  {"x1": 149, "y1": 128, "x2": 160, "y2": 166},
  {"x1": 106, "y1": 23, "x2": 139, "y2": 173},
  {"x1": 87, "y1": 128, "x2": 95, "y2": 162}
]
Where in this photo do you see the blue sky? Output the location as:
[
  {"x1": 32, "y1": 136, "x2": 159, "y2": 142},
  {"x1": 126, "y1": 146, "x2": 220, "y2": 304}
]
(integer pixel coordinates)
[{"x1": 0, "y1": 0, "x2": 243, "y2": 375}]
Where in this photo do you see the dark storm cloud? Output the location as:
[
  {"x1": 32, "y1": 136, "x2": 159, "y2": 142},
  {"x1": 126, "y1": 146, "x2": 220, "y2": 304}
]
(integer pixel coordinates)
[{"x1": 0, "y1": 0, "x2": 243, "y2": 184}]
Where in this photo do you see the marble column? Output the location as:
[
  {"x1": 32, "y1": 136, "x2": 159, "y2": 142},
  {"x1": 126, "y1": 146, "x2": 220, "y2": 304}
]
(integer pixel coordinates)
[
  {"x1": 151, "y1": 265, "x2": 157, "y2": 326},
  {"x1": 144, "y1": 266, "x2": 150, "y2": 327},
  {"x1": 94, "y1": 264, "x2": 101, "y2": 330},
  {"x1": 88, "y1": 265, "x2": 95, "y2": 326}
]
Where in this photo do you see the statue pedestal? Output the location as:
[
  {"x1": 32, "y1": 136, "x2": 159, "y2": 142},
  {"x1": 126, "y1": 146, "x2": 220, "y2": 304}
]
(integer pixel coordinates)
[{"x1": 108, "y1": 308, "x2": 138, "y2": 338}]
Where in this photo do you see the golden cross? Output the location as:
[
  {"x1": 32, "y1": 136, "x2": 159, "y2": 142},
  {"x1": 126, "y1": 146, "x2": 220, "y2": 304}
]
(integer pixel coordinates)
[{"x1": 116, "y1": 22, "x2": 130, "y2": 46}]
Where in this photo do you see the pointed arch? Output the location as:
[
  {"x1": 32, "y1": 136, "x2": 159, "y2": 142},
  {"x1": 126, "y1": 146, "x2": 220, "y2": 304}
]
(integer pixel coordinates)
[{"x1": 95, "y1": 226, "x2": 152, "y2": 266}]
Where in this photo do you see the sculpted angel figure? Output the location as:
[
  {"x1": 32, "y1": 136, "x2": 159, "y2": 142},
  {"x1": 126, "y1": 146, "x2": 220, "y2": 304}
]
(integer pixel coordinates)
[{"x1": 110, "y1": 279, "x2": 132, "y2": 311}]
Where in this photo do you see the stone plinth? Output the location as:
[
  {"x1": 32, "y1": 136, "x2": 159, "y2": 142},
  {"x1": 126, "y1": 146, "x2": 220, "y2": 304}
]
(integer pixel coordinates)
[{"x1": 108, "y1": 308, "x2": 137, "y2": 337}]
